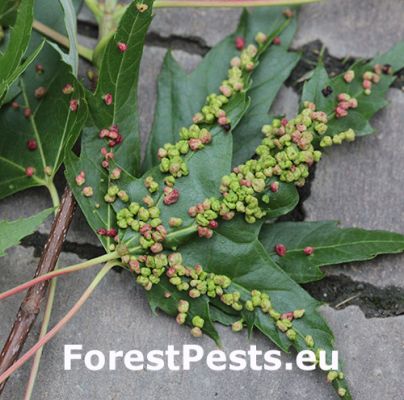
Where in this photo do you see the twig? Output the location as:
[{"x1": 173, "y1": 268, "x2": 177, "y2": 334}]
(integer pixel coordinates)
[
  {"x1": 154, "y1": 0, "x2": 320, "y2": 7},
  {"x1": 32, "y1": 20, "x2": 94, "y2": 62},
  {"x1": 335, "y1": 293, "x2": 361, "y2": 309},
  {"x1": 0, "y1": 252, "x2": 119, "y2": 301},
  {"x1": 0, "y1": 262, "x2": 115, "y2": 385},
  {"x1": 0, "y1": 187, "x2": 76, "y2": 394}
]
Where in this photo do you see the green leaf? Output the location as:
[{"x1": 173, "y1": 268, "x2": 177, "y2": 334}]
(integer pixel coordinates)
[
  {"x1": 144, "y1": 37, "x2": 239, "y2": 171},
  {"x1": 115, "y1": 88, "x2": 249, "y2": 248},
  {"x1": 177, "y1": 218, "x2": 351, "y2": 398},
  {"x1": 50, "y1": 0, "x2": 79, "y2": 75},
  {"x1": 144, "y1": 7, "x2": 300, "y2": 171},
  {"x1": 0, "y1": 44, "x2": 88, "y2": 200},
  {"x1": 232, "y1": 8, "x2": 300, "y2": 165},
  {"x1": 0, "y1": 41, "x2": 45, "y2": 105},
  {"x1": 65, "y1": 0, "x2": 154, "y2": 250},
  {"x1": 260, "y1": 220, "x2": 404, "y2": 283},
  {"x1": 301, "y1": 42, "x2": 404, "y2": 138},
  {"x1": 0, "y1": 208, "x2": 53, "y2": 257},
  {"x1": 0, "y1": 0, "x2": 34, "y2": 101},
  {"x1": 0, "y1": 0, "x2": 19, "y2": 26}
]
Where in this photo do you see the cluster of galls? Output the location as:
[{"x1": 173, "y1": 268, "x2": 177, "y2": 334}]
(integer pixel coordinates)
[
  {"x1": 334, "y1": 92, "x2": 358, "y2": 119},
  {"x1": 192, "y1": 34, "x2": 269, "y2": 128},
  {"x1": 99, "y1": 125, "x2": 123, "y2": 169},
  {"x1": 62, "y1": 83, "x2": 80, "y2": 113},
  {"x1": 126, "y1": 253, "x2": 169, "y2": 291},
  {"x1": 254, "y1": 102, "x2": 325, "y2": 186},
  {"x1": 163, "y1": 253, "x2": 232, "y2": 300},
  {"x1": 189, "y1": 103, "x2": 326, "y2": 227},
  {"x1": 188, "y1": 198, "x2": 226, "y2": 238},
  {"x1": 156, "y1": 34, "x2": 270, "y2": 187},
  {"x1": 320, "y1": 129, "x2": 355, "y2": 147},
  {"x1": 175, "y1": 300, "x2": 206, "y2": 337},
  {"x1": 115, "y1": 197, "x2": 167, "y2": 254},
  {"x1": 158, "y1": 124, "x2": 212, "y2": 179},
  {"x1": 344, "y1": 63, "x2": 392, "y2": 97}
]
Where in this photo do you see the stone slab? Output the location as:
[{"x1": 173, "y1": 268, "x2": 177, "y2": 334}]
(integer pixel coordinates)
[
  {"x1": 304, "y1": 90, "x2": 404, "y2": 288},
  {"x1": 1, "y1": 249, "x2": 402, "y2": 399},
  {"x1": 293, "y1": 0, "x2": 404, "y2": 59}
]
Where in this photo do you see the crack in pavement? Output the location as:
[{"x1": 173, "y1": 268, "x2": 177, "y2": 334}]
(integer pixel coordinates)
[
  {"x1": 77, "y1": 17, "x2": 404, "y2": 90},
  {"x1": 20, "y1": 233, "x2": 404, "y2": 319},
  {"x1": 145, "y1": 32, "x2": 210, "y2": 56},
  {"x1": 21, "y1": 231, "x2": 105, "y2": 260},
  {"x1": 77, "y1": 19, "x2": 210, "y2": 56},
  {"x1": 304, "y1": 274, "x2": 404, "y2": 319}
]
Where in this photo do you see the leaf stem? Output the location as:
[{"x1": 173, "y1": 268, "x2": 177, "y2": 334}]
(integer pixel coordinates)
[
  {"x1": 154, "y1": 0, "x2": 319, "y2": 7},
  {"x1": 23, "y1": 181, "x2": 60, "y2": 400},
  {"x1": 32, "y1": 20, "x2": 94, "y2": 63},
  {"x1": 23, "y1": 275, "x2": 58, "y2": 400},
  {"x1": 46, "y1": 181, "x2": 61, "y2": 210},
  {"x1": 0, "y1": 262, "x2": 115, "y2": 385},
  {"x1": 0, "y1": 252, "x2": 119, "y2": 301}
]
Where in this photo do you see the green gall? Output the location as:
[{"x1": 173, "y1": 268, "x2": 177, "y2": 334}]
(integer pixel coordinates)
[
  {"x1": 178, "y1": 300, "x2": 190, "y2": 313},
  {"x1": 286, "y1": 329, "x2": 297, "y2": 341},
  {"x1": 320, "y1": 136, "x2": 333, "y2": 148},
  {"x1": 169, "y1": 217, "x2": 183, "y2": 227},
  {"x1": 232, "y1": 320, "x2": 244, "y2": 332},
  {"x1": 191, "y1": 327, "x2": 203, "y2": 338},
  {"x1": 305, "y1": 335, "x2": 314, "y2": 348},
  {"x1": 327, "y1": 370, "x2": 339, "y2": 383},
  {"x1": 293, "y1": 309, "x2": 305, "y2": 319},
  {"x1": 276, "y1": 320, "x2": 288, "y2": 332},
  {"x1": 176, "y1": 313, "x2": 187, "y2": 325},
  {"x1": 192, "y1": 316, "x2": 205, "y2": 328}
]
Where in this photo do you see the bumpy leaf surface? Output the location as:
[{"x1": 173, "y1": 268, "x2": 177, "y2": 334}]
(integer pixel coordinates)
[
  {"x1": 144, "y1": 7, "x2": 300, "y2": 170},
  {"x1": 301, "y1": 42, "x2": 404, "y2": 138},
  {"x1": 65, "y1": 0, "x2": 154, "y2": 250},
  {"x1": 0, "y1": 45, "x2": 87, "y2": 199}
]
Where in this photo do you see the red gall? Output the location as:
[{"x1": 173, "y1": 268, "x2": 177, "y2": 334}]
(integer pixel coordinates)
[
  {"x1": 26, "y1": 139, "x2": 37, "y2": 151},
  {"x1": 103, "y1": 93, "x2": 113, "y2": 105},
  {"x1": 34, "y1": 86, "x2": 47, "y2": 99},
  {"x1": 23, "y1": 108, "x2": 32, "y2": 118},
  {"x1": 25, "y1": 166, "x2": 35, "y2": 177},
  {"x1": 235, "y1": 36, "x2": 245, "y2": 50},
  {"x1": 69, "y1": 99, "x2": 79, "y2": 112},
  {"x1": 35, "y1": 64, "x2": 44, "y2": 74},
  {"x1": 275, "y1": 243, "x2": 287, "y2": 256},
  {"x1": 75, "y1": 171, "x2": 86, "y2": 186},
  {"x1": 304, "y1": 246, "x2": 314, "y2": 255},
  {"x1": 117, "y1": 42, "x2": 128, "y2": 52},
  {"x1": 63, "y1": 84, "x2": 75, "y2": 95},
  {"x1": 270, "y1": 181, "x2": 280, "y2": 192},
  {"x1": 163, "y1": 188, "x2": 180, "y2": 205}
]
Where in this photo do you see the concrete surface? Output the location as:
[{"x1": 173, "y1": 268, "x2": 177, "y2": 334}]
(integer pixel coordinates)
[
  {"x1": 1, "y1": 1, "x2": 404, "y2": 399},
  {"x1": 1, "y1": 250, "x2": 403, "y2": 400}
]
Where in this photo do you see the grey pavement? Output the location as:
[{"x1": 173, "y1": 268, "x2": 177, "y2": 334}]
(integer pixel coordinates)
[{"x1": 1, "y1": 1, "x2": 404, "y2": 399}]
